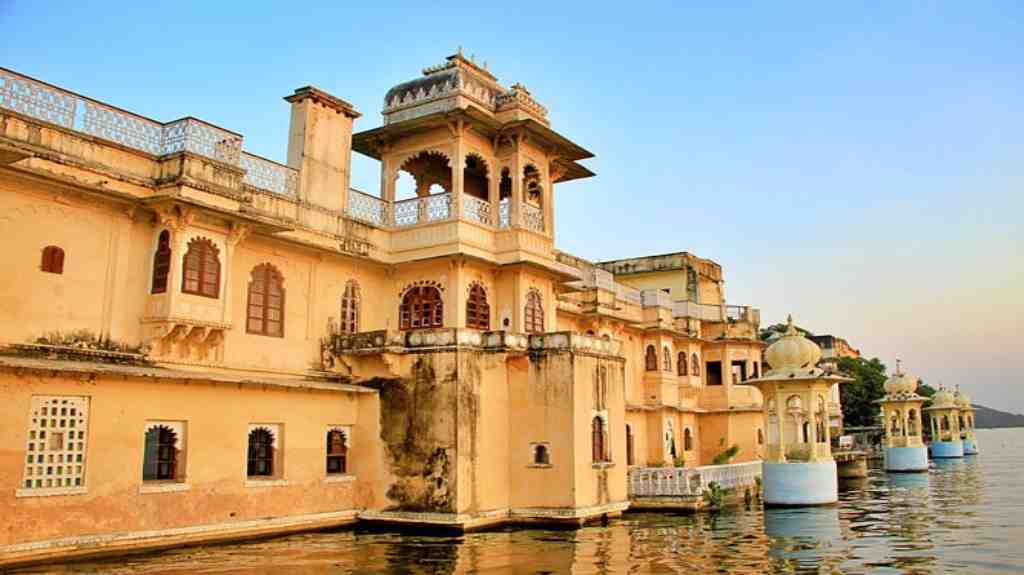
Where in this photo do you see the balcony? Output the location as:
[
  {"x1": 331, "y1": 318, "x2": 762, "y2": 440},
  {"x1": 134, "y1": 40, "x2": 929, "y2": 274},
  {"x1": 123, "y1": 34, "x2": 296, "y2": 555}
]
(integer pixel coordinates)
[
  {"x1": 345, "y1": 189, "x2": 545, "y2": 234},
  {"x1": 629, "y1": 461, "x2": 762, "y2": 498},
  {"x1": 0, "y1": 67, "x2": 298, "y2": 201}
]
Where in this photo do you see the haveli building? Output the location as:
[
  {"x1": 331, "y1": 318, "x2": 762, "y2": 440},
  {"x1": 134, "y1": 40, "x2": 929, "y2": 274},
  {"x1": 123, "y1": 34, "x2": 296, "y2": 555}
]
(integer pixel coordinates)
[{"x1": 0, "y1": 54, "x2": 765, "y2": 566}]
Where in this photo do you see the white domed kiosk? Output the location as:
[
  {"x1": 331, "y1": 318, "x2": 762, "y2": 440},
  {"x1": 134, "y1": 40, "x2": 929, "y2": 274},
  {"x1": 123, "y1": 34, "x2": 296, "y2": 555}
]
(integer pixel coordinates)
[
  {"x1": 876, "y1": 361, "x2": 929, "y2": 472},
  {"x1": 748, "y1": 316, "x2": 852, "y2": 506},
  {"x1": 924, "y1": 387, "x2": 963, "y2": 458},
  {"x1": 955, "y1": 388, "x2": 979, "y2": 455}
]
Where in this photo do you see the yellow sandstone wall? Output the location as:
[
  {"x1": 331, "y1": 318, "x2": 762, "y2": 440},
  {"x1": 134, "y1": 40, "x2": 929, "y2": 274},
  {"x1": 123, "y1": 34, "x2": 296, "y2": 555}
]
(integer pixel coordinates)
[{"x1": 0, "y1": 371, "x2": 380, "y2": 547}]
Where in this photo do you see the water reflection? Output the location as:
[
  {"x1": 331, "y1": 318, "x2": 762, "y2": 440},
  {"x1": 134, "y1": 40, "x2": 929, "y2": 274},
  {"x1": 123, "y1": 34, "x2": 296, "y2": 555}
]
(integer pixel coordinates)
[{"x1": 13, "y1": 429, "x2": 1022, "y2": 574}]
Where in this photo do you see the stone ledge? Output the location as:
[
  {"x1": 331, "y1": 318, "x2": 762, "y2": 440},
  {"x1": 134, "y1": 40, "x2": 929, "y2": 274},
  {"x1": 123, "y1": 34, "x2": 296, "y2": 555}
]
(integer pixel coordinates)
[
  {"x1": 15, "y1": 486, "x2": 87, "y2": 498},
  {"x1": 0, "y1": 509, "x2": 360, "y2": 569},
  {"x1": 139, "y1": 482, "x2": 190, "y2": 494}
]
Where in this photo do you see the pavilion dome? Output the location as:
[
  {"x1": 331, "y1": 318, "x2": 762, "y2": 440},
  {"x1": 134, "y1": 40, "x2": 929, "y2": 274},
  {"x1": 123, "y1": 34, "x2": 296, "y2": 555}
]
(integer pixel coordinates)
[
  {"x1": 955, "y1": 389, "x2": 972, "y2": 409},
  {"x1": 930, "y1": 387, "x2": 957, "y2": 409},
  {"x1": 764, "y1": 316, "x2": 822, "y2": 376},
  {"x1": 884, "y1": 361, "x2": 919, "y2": 396}
]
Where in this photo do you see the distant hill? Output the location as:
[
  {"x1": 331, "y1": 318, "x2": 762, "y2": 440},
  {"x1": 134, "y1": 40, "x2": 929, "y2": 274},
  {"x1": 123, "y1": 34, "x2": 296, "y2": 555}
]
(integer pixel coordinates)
[{"x1": 974, "y1": 404, "x2": 1024, "y2": 429}]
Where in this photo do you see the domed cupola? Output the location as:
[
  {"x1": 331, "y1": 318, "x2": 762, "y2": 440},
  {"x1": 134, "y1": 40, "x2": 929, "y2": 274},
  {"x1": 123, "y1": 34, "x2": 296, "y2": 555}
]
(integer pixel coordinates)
[
  {"x1": 955, "y1": 387, "x2": 972, "y2": 409},
  {"x1": 763, "y1": 315, "x2": 823, "y2": 378},
  {"x1": 883, "y1": 360, "x2": 924, "y2": 400},
  {"x1": 930, "y1": 386, "x2": 957, "y2": 409}
]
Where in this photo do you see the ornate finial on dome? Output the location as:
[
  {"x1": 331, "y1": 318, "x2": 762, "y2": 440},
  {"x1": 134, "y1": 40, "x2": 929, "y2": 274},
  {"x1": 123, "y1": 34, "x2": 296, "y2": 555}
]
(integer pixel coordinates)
[
  {"x1": 785, "y1": 314, "x2": 796, "y2": 335},
  {"x1": 763, "y1": 314, "x2": 822, "y2": 376},
  {"x1": 895, "y1": 359, "x2": 902, "y2": 376}
]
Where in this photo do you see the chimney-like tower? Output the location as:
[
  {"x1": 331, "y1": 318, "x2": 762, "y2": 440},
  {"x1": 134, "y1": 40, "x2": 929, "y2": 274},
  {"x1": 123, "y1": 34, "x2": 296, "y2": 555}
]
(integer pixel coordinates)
[{"x1": 284, "y1": 86, "x2": 361, "y2": 212}]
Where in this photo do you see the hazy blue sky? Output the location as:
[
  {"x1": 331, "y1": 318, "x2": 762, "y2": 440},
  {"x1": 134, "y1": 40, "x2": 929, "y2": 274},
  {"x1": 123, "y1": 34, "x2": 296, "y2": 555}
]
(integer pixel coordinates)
[{"x1": 3, "y1": 2, "x2": 1021, "y2": 411}]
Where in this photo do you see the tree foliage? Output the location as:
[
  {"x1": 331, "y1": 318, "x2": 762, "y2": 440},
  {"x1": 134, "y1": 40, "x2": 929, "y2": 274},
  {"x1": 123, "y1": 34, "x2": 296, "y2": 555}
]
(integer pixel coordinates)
[
  {"x1": 759, "y1": 323, "x2": 813, "y2": 342},
  {"x1": 836, "y1": 357, "x2": 888, "y2": 427}
]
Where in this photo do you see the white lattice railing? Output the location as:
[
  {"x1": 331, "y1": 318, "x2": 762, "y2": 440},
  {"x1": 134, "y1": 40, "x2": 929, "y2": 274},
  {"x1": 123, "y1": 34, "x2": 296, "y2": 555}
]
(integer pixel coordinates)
[
  {"x1": 521, "y1": 202, "x2": 544, "y2": 233},
  {"x1": 347, "y1": 189, "x2": 388, "y2": 226},
  {"x1": 629, "y1": 461, "x2": 762, "y2": 497},
  {"x1": 0, "y1": 68, "x2": 330, "y2": 195},
  {"x1": 240, "y1": 153, "x2": 298, "y2": 198},
  {"x1": 463, "y1": 194, "x2": 491, "y2": 225},
  {"x1": 393, "y1": 193, "x2": 451, "y2": 227},
  {"x1": 498, "y1": 198, "x2": 511, "y2": 228}
]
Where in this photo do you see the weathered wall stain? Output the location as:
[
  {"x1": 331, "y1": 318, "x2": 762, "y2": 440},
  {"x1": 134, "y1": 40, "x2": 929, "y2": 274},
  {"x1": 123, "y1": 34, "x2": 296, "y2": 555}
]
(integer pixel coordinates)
[{"x1": 368, "y1": 354, "x2": 458, "y2": 512}]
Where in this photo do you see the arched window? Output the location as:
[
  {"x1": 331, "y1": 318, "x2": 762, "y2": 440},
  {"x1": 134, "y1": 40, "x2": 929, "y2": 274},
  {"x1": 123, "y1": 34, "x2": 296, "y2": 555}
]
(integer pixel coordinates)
[
  {"x1": 942, "y1": 415, "x2": 950, "y2": 431},
  {"x1": 592, "y1": 416, "x2": 608, "y2": 462},
  {"x1": 142, "y1": 425, "x2": 178, "y2": 481},
  {"x1": 907, "y1": 409, "x2": 918, "y2": 435},
  {"x1": 684, "y1": 428, "x2": 693, "y2": 451},
  {"x1": 466, "y1": 283, "x2": 490, "y2": 330},
  {"x1": 626, "y1": 425, "x2": 634, "y2": 466},
  {"x1": 182, "y1": 238, "x2": 220, "y2": 298},
  {"x1": 463, "y1": 154, "x2": 490, "y2": 201},
  {"x1": 400, "y1": 285, "x2": 443, "y2": 330},
  {"x1": 326, "y1": 429, "x2": 348, "y2": 474},
  {"x1": 246, "y1": 264, "x2": 285, "y2": 337},
  {"x1": 663, "y1": 346, "x2": 672, "y2": 372},
  {"x1": 523, "y1": 164, "x2": 543, "y2": 207},
  {"x1": 757, "y1": 428, "x2": 764, "y2": 445},
  {"x1": 645, "y1": 345, "x2": 658, "y2": 371},
  {"x1": 247, "y1": 428, "x2": 275, "y2": 477},
  {"x1": 524, "y1": 289, "x2": 544, "y2": 333},
  {"x1": 691, "y1": 354, "x2": 701, "y2": 376},
  {"x1": 533, "y1": 444, "x2": 550, "y2": 465},
  {"x1": 151, "y1": 231, "x2": 172, "y2": 294},
  {"x1": 340, "y1": 280, "x2": 360, "y2": 334},
  {"x1": 677, "y1": 352, "x2": 688, "y2": 376},
  {"x1": 40, "y1": 245, "x2": 64, "y2": 274},
  {"x1": 802, "y1": 421, "x2": 810, "y2": 443}
]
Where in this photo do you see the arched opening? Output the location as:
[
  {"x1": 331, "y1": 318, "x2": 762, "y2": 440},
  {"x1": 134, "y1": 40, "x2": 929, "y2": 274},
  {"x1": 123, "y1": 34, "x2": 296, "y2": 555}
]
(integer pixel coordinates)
[
  {"x1": 498, "y1": 168, "x2": 512, "y2": 227},
  {"x1": 523, "y1": 164, "x2": 543, "y2": 207},
  {"x1": 802, "y1": 421, "x2": 810, "y2": 444},
  {"x1": 684, "y1": 428, "x2": 693, "y2": 451},
  {"x1": 151, "y1": 231, "x2": 172, "y2": 294},
  {"x1": 677, "y1": 352, "x2": 688, "y2": 376},
  {"x1": 533, "y1": 444, "x2": 550, "y2": 465},
  {"x1": 399, "y1": 285, "x2": 443, "y2": 330},
  {"x1": 394, "y1": 151, "x2": 452, "y2": 224},
  {"x1": 645, "y1": 345, "x2": 658, "y2": 371},
  {"x1": 591, "y1": 416, "x2": 608, "y2": 462},
  {"x1": 466, "y1": 283, "x2": 490, "y2": 330},
  {"x1": 662, "y1": 346, "x2": 672, "y2": 372},
  {"x1": 41, "y1": 245, "x2": 65, "y2": 274},
  {"x1": 463, "y1": 154, "x2": 489, "y2": 200},
  {"x1": 691, "y1": 354, "x2": 701, "y2": 376},
  {"x1": 757, "y1": 428, "x2": 764, "y2": 445},
  {"x1": 907, "y1": 409, "x2": 918, "y2": 435}
]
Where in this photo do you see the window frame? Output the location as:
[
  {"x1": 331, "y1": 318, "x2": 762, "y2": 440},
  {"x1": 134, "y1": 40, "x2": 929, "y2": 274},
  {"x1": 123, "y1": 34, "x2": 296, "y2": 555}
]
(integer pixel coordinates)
[
  {"x1": 399, "y1": 285, "x2": 444, "y2": 330},
  {"x1": 524, "y1": 289, "x2": 544, "y2": 334},
  {"x1": 677, "y1": 352, "x2": 688, "y2": 376},
  {"x1": 645, "y1": 345, "x2": 658, "y2": 371},
  {"x1": 40, "y1": 245, "x2": 65, "y2": 275},
  {"x1": 181, "y1": 238, "x2": 220, "y2": 298},
  {"x1": 151, "y1": 230, "x2": 172, "y2": 294},
  {"x1": 340, "y1": 280, "x2": 360, "y2": 335},
  {"x1": 466, "y1": 283, "x2": 490, "y2": 330},
  {"x1": 247, "y1": 427, "x2": 276, "y2": 478},
  {"x1": 246, "y1": 263, "x2": 286, "y2": 338},
  {"x1": 142, "y1": 424, "x2": 180, "y2": 482},
  {"x1": 325, "y1": 429, "x2": 348, "y2": 475}
]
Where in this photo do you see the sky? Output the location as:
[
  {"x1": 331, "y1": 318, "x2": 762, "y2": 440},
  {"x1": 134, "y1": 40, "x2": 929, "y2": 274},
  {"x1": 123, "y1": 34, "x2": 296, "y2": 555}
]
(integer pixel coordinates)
[{"x1": 2, "y1": 1, "x2": 1021, "y2": 411}]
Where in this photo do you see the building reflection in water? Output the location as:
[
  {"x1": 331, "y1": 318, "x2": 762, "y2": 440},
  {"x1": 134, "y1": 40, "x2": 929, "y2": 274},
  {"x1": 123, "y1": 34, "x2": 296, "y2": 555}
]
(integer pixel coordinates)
[{"x1": 764, "y1": 506, "x2": 849, "y2": 572}]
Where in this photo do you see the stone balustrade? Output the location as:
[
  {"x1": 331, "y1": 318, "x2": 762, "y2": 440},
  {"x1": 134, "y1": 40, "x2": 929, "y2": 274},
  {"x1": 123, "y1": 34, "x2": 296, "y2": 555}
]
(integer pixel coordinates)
[
  {"x1": 629, "y1": 461, "x2": 762, "y2": 498},
  {"x1": 330, "y1": 328, "x2": 621, "y2": 358}
]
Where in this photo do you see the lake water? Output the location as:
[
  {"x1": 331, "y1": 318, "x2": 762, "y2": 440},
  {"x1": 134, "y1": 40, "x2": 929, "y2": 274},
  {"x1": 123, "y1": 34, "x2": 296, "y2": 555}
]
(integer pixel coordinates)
[{"x1": 16, "y1": 428, "x2": 1023, "y2": 574}]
